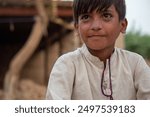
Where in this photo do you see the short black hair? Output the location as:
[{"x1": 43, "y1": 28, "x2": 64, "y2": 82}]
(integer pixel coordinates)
[{"x1": 73, "y1": 0, "x2": 126, "y2": 24}]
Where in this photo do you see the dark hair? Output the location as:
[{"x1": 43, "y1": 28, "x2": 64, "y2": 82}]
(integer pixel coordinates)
[{"x1": 73, "y1": 0, "x2": 126, "y2": 24}]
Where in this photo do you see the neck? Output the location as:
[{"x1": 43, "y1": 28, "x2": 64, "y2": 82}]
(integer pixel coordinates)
[{"x1": 88, "y1": 46, "x2": 114, "y2": 62}]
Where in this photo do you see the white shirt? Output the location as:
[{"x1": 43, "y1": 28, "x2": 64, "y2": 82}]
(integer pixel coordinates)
[{"x1": 46, "y1": 44, "x2": 150, "y2": 100}]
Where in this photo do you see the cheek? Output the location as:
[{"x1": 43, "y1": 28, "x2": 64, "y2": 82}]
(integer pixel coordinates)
[
  {"x1": 78, "y1": 25, "x2": 88, "y2": 38},
  {"x1": 106, "y1": 23, "x2": 121, "y2": 38}
]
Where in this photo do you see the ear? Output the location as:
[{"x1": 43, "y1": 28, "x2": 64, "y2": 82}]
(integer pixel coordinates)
[
  {"x1": 74, "y1": 23, "x2": 80, "y2": 37},
  {"x1": 120, "y1": 18, "x2": 128, "y2": 34},
  {"x1": 74, "y1": 23, "x2": 78, "y2": 30}
]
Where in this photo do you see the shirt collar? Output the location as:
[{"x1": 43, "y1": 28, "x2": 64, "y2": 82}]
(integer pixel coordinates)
[{"x1": 80, "y1": 44, "x2": 117, "y2": 67}]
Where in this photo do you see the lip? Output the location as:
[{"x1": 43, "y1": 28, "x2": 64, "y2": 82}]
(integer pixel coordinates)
[
  {"x1": 88, "y1": 33, "x2": 106, "y2": 36},
  {"x1": 88, "y1": 35, "x2": 106, "y2": 39}
]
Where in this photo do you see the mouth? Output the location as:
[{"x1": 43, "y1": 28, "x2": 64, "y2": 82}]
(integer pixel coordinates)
[{"x1": 88, "y1": 35, "x2": 106, "y2": 39}]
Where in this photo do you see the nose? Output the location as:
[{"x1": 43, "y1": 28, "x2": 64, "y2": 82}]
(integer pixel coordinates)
[{"x1": 91, "y1": 16, "x2": 102, "y2": 31}]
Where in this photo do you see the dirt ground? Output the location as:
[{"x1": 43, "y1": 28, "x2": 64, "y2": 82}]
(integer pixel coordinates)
[{"x1": 0, "y1": 79, "x2": 47, "y2": 100}]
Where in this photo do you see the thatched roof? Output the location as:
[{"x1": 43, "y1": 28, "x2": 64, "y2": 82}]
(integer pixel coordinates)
[
  {"x1": 0, "y1": 0, "x2": 73, "y2": 17},
  {"x1": 0, "y1": 0, "x2": 72, "y2": 7},
  {"x1": 0, "y1": 0, "x2": 49, "y2": 6}
]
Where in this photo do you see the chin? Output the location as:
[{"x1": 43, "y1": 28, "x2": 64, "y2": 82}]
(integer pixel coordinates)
[{"x1": 87, "y1": 44, "x2": 105, "y2": 51}]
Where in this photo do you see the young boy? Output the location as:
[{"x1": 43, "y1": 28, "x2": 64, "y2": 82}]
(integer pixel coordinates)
[{"x1": 46, "y1": 0, "x2": 150, "y2": 100}]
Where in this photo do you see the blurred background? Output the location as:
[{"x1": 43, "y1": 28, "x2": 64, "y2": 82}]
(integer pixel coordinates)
[{"x1": 0, "y1": 0, "x2": 149, "y2": 99}]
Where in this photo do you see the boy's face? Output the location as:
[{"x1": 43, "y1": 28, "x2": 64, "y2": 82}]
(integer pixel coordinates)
[{"x1": 75, "y1": 5, "x2": 127, "y2": 51}]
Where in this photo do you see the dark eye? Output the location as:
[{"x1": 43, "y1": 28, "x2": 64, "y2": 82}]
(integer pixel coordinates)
[
  {"x1": 79, "y1": 14, "x2": 90, "y2": 21},
  {"x1": 102, "y1": 13, "x2": 112, "y2": 21}
]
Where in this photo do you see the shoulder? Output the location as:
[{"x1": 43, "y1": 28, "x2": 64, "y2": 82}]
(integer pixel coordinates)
[
  {"x1": 115, "y1": 48, "x2": 143, "y2": 61},
  {"x1": 54, "y1": 47, "x2": 83, "y2": 67},
  {"x1": 115, "y1": 48, "x2": 148, "y2": 71}
]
